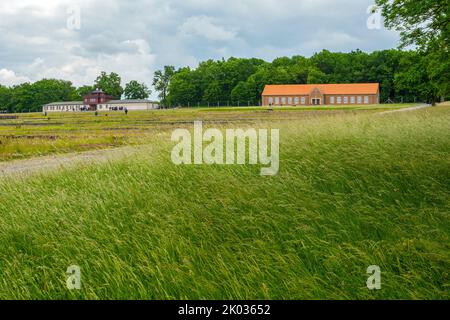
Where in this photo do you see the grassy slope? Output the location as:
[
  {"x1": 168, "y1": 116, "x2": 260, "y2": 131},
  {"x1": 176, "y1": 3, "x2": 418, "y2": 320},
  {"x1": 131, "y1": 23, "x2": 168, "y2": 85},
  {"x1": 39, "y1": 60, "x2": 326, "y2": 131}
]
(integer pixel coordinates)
[{"x1": 0, "y1": 106, "x2": 448, "y2": 299}]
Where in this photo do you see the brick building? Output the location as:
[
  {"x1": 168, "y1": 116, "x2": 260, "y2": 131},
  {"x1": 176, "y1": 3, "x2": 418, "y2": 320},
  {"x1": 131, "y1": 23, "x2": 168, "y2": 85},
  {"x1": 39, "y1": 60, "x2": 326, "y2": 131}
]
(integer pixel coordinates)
[{"x1": 262, "y1": 83, "x2": 380, "y2": 106}]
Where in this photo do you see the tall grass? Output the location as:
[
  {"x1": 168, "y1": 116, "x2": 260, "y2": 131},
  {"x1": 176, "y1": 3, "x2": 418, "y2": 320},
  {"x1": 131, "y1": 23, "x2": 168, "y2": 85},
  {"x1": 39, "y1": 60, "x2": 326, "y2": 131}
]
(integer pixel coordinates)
[
  {"x1": 0, "y1": 106, "x2": 448, "y2": 299},
  {"x1": 0, "y1": 104, "x2": 419, "y2": 161}
]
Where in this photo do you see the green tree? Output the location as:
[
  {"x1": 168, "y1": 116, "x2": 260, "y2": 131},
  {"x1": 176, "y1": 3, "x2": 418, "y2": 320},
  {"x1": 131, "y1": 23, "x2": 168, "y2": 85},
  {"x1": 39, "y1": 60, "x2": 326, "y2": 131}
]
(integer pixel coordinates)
[
  {"x1": 0, "y1": 85, "x2": 12, "y2": 112},
  {"x1": 94, "y1": 72, "x2": 123, "y2": 99},
  {"x1": 376, "y1": 0, "x2": 448, "y2": 50},
  {"x1": 8, "y1": 79, "x2": 77, "y2": 113},
  {"x1": 376, "y1": 0, "x2": 449, "y2": 101},
  {"x1": 75, "y1": 85, "x2": 95, "y2": 100},
  {"x1": 167, "y1": 68, "x2": 198, "y2": 107},
  {"x1": 307, "y1": 67, "x2": 328, "y2": 84},
  {"x1": 202, "y1": 81, "x2": 223, "y2": 104},
  {"x1": 394, "y1": 51, "x2": 438, "y2": 103},
  {"x1": 231, "y1": 80, "x2": 258, "y2": 105},
  {"x1": 366, "y1": 49, "x2": 404, "y2": 102},
  {"x1": 0, "y1": 80, "x2": 66, "y2": 113},
  {"x1": 124, "y1": 80, "x2": 151, "y2": 99},
  {"x1": 290, "y1": 56, "x2": 310, "y2": 84},
  {"x1": 153, "y1": 66, "x2": 175, "y2": 106}
]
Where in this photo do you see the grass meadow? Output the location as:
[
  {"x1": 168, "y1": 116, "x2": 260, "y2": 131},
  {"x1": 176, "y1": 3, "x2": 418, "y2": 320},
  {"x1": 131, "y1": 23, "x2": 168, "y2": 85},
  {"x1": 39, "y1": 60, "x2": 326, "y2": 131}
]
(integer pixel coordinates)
[
  {"x1": 0, "y1": 104, "x2": 448, "y2": 299},
  {"x1": 0, "y1": 103, "x2": 416, "y2": 161}
]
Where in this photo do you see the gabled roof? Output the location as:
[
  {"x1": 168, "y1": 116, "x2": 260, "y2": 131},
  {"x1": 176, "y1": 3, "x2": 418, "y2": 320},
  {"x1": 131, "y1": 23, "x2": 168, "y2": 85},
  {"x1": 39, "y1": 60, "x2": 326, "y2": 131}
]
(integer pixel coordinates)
[{"x1": 262, "y1": 83, "x2": 379, "y2": 95}]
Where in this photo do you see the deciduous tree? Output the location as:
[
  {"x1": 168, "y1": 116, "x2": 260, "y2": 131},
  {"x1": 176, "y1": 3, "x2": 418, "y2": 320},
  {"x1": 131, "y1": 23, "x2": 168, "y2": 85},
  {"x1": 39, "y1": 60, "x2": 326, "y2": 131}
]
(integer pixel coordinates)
[
  {"x1": 94, "y1": 72, "x2": 123, "y2": 99},
  {"x1": 153, "y1": 66, "x2": 175, "y2": 106},
  {"x1": 124, "y1": 80, "x2": 151, "y2": 99}
]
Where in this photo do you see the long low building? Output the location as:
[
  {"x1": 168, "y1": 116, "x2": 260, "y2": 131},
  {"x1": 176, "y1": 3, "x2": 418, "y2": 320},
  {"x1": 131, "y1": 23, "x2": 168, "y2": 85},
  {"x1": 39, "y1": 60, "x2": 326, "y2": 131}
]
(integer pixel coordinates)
[
  {"x1": 262, "y1": 83, "x2": 380, "y2": 106},
  {"x1": 43, "y1": 89, "x2": 159, "y2": 112},
  {"x1": 97, "y1": 99, "x2": 159, "y2": 111}
]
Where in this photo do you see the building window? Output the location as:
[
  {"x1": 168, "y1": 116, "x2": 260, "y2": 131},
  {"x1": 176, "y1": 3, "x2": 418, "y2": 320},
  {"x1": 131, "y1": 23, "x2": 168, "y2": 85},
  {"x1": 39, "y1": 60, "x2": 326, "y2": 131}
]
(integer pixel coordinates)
[
  {"x1": 330, "y1": 96, "x2": 335, "y2": 104},
  {"x1": 364, "y1": 96, "x2": 369, "y2": 104},
  {"x1": 350, "y1": 96, "x2": 355, "y2": 104},
  {"x1": 294, "y1": 97, "x2": 299, "y2": 105},
  {"x1": 288, "y1": 97, "x2": 292, "y2": 105},
  {"x1": 343, "y1": 96, "x2": 348, "y2": 104},
  {"x1": 274, "y1": 97, "x2": 280, "y2": 105},
  {"x1": 337, "y1": 96, "x2": 342, "y2": 104},
  {"x1": 268, "y1": 97, "x2": 273, "y2": 105},
  {"x1": 281, "y1": 97, "x2": 286, "y2": 105},
  {"x1": 357, "y1": 96, "x2": 362, "y2": 104},
  {"x1": 301, "y1": 96, "x2": 306, "y2": 104}
]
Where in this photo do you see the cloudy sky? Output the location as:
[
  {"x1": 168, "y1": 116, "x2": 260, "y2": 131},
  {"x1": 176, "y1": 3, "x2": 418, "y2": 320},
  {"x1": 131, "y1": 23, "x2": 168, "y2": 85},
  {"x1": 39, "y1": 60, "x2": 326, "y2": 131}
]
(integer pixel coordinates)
[{"x1": 0, "y1": 0, "x2": 399, "y2": 96}]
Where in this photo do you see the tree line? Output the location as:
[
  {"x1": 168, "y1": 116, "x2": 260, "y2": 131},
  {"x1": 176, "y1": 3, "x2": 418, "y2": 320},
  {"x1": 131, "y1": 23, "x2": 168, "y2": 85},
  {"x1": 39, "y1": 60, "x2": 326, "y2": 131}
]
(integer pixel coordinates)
[{"x1": 161, "y1": 49, "x2": 447, "y2": 107}]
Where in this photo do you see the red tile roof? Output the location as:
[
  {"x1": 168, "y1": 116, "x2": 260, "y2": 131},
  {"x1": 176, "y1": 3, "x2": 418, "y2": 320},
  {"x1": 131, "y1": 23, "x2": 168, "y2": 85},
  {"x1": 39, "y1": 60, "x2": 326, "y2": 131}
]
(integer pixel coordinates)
[{"x1": 262, "y1": 83, "x2": 379, "y2": 96}]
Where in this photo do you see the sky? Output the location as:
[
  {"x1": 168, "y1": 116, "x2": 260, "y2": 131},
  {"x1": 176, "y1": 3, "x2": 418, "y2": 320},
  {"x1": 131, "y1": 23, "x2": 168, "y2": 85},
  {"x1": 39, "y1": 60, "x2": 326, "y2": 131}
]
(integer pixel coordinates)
[{"x1": 0, "y1": 0, "x2": 400, "y2": 97}]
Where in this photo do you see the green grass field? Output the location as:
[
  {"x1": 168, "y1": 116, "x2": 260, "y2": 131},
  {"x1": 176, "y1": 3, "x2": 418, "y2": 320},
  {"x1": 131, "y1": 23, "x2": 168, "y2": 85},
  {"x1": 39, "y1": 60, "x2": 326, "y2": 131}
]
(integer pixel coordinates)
[
  {"x1": 0, "y1": 104, "x2": 417, "y2": 162},
  {"x1": 0, "y1": 104, "x2": 448, "y2": 299}
]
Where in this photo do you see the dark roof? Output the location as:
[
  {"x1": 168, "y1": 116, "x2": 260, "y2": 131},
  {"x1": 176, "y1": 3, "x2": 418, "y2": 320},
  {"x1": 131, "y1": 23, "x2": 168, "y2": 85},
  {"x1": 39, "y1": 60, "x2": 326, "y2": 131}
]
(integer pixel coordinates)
[
  {"x1": 44, "y1": 101, "x2": 84, "y2": 106},
  {"x1": 106, "y1": 99, "x2": 158, "y2": 104}
]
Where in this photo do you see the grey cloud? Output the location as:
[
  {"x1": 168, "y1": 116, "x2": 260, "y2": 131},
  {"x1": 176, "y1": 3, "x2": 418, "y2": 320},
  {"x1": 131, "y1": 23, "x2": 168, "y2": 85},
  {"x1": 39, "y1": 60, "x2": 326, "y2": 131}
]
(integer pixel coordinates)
[{"x1": 0, "y1": 0, "x2": 398, "y2": 94}]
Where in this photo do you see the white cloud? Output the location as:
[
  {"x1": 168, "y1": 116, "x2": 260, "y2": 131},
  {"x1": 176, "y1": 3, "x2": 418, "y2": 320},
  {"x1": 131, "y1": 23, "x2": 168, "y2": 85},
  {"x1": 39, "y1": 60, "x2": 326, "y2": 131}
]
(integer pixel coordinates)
[
  {"x1": 0, "y1": 0, "x2": 400, "y2": 95},
  {"x1": 303, "y1": 31, "x2": 361, "y2": 51},
  {"x1": 23, "y1": 39, "x2": 156, "y2": 88},
  {"x1": 0, "y1": 69, "x2": 31, "y2": 86},
  {"x1": 179, "y1": 15, "x2": 237, "y2": 41}
]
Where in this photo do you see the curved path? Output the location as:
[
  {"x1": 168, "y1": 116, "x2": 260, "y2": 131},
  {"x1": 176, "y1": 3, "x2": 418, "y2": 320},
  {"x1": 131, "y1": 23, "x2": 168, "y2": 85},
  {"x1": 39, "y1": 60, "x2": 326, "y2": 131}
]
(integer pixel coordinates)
[
  {"x1": 0, "y1": 145, "x2": 145, "y2": 179},
  {"x1": 378, "y1": 104, "x2": 432, "y2": 115}
]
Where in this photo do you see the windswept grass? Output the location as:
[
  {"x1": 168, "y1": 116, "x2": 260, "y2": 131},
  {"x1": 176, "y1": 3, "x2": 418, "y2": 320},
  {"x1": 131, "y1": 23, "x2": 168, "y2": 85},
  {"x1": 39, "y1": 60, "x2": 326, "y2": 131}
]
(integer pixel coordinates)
[
  {"x1": 0, "y1": 104, "x2": 419, "y2": 161},
  {"x1": 0, "y1": 105, "x2": 448, "y2": 299}
]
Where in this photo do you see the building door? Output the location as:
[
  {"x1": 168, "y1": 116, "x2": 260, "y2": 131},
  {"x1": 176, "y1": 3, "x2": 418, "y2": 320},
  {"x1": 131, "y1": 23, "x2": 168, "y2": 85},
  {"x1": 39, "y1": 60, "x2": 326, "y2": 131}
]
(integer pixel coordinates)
[{"x1": 312, "y1": 98, "x2": 321, "y2": 105}]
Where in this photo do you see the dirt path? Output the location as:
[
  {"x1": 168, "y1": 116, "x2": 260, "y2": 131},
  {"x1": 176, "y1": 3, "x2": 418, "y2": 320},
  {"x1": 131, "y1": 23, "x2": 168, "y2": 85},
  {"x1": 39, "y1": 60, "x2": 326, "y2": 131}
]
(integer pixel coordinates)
[
  {"x1": 378, "y1": 104, "x2": 432, "y2": 115},
  {"x1": 0, "y1": 145, "x2": 145, "y2": 179}
]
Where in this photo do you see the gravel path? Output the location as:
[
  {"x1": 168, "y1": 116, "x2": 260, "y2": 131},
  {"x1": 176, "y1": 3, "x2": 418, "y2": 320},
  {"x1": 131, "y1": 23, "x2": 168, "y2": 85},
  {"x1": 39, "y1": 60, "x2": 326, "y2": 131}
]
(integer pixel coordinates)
[
  {"x1": 378, "y1": 104, "x2": 432, "y2": 115},
  {"x1": 0, "y1": 145, "x2": 144, "y2": 179}
]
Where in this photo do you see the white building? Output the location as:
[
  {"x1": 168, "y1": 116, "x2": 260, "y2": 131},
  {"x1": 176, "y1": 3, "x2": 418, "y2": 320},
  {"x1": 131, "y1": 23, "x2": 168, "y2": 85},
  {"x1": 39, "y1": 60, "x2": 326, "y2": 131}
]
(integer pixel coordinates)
[
  {"x1": 43, "y1": 101, "x2": 86, "y2": 112},
  {"x1": 42, "y1": 89, "x2": 159, "y2": 113},
  {"x1": 43, "y1": 99, "x2": 159, "y2": 113},
  {"x1": 97, "y1": 100, "x2": 159, "y2": 111}
]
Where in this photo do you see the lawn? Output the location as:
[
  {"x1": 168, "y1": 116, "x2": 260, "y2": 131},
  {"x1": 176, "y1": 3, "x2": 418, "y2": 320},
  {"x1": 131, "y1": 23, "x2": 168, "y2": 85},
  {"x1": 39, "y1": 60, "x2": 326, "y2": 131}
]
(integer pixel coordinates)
[{"x1": 0, "y1": 104, "x2": 448, "y2": 299}]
